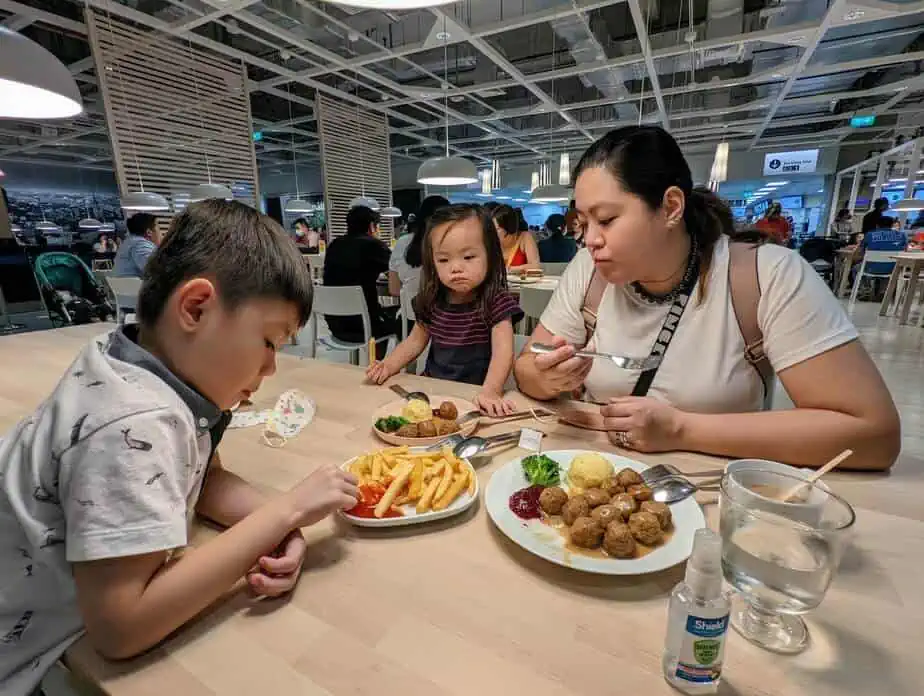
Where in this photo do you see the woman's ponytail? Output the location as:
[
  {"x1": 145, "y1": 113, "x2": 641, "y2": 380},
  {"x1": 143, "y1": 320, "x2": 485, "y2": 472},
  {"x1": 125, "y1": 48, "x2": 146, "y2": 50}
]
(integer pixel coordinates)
[{"x1": 684, "y1": 187, "x2": 735, "y2": 301}]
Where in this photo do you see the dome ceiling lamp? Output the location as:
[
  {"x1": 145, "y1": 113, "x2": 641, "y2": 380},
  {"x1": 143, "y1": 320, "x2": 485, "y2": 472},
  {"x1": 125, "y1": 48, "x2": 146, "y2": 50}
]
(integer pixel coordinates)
[
  {"x1": 185, "y1": 36, "x2": 232, "y2": 203},
  {"x1": 281, "y1": 59, "x2": 312, "y2": 215},
  {"x1": 417, "y1": 17, "x2": 477, "y2": 187},
  {"x1": 0, "y1": 27, "x2": 83, "y2": 119}
]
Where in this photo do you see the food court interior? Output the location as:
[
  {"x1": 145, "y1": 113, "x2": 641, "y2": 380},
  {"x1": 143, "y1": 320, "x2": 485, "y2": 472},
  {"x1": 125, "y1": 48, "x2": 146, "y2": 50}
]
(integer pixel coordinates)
[{"x1": 1, "y1": 0, "x2": 924, "y2": 694}]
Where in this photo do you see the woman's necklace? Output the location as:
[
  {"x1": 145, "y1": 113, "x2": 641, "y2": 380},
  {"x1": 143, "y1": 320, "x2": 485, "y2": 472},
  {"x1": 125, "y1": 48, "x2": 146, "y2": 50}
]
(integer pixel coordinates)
[{"x1": 629, "y1": 234, "x2": 700, "y2": 305}]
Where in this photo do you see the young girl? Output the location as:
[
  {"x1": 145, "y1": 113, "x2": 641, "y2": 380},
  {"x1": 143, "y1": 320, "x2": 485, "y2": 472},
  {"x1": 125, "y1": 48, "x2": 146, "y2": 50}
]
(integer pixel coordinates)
[{"x1": 366, "y1": 204, "x2": 522, "y2": 416}]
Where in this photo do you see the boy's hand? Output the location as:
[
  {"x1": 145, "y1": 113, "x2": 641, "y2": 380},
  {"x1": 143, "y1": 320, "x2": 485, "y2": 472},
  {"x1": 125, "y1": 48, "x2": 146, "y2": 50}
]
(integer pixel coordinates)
[
  {"x1": 366, "y1": 359, "x2": 396, "y2": 385},
  {"x1": 247, "y1": 529, "x2": 306, "y2": 597},
  {"x1": 474, "y1": 391, "x2": 518, "y2": 418},
  {"x1": 285, "y1": 464, "x2": 359, "y2": 529}
]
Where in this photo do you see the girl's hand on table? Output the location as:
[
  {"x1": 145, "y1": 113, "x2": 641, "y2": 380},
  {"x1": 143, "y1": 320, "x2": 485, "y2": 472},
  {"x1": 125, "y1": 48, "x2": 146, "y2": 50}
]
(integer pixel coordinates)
[
  {"x1": 475, "y1": 391, "x2": 517, "y2": 418},
  {"x1": 601, "y1": 396, "x2": 684, "y2": 453},
  {"x1": 366, "y1": 359, "x2": 396, "y2": 385},
  {"x1": 531, "y1": 335, "x2": 592, "y2": 394},
  {"x1": 247, "y1": 529, "x2": 306, "y2": 597}
]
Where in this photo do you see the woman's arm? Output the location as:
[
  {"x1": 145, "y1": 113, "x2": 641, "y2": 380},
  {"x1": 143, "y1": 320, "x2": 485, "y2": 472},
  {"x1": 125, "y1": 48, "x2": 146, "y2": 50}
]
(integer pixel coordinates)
[
  {"x1": 521, "y1": 232, "x2": 541, "y2": 269},
  {"x1": 388, "y1": 270, "x2": 402, "y2": 297},
  {"x1": 514, "y1": 324, "x2": 593, "y2": 401}
]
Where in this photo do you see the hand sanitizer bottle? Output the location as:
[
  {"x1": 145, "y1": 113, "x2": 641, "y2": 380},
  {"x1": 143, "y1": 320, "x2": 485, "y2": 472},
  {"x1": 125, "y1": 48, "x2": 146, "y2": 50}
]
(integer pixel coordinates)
[{"x1": 662, "y1": 528, "x2": 730, "y2": 694}]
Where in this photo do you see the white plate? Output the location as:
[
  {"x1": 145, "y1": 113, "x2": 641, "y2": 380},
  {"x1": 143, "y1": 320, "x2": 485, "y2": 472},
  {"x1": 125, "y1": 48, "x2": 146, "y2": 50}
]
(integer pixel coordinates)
[
  {"x1": 485, "y1": 449, "x2": 706, "y2": 575},
  {"x1": 339, "y1": 455, "x2": 479, "y2": 528}
]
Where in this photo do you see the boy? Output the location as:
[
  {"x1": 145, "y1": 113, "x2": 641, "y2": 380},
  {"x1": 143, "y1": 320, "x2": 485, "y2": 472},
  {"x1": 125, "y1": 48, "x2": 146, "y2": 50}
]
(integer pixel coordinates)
[{"x1": 0, "y1": 200, "x2": 358, "y2": 695}]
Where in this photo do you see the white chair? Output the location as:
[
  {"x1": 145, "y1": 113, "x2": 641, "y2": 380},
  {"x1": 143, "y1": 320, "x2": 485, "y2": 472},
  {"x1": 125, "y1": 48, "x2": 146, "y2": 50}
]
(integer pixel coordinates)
[
  {"x1": 289, "y1": 285, "x2": 395, "y2": 366},
  {"x1": 541, "y1": 262, "x2": 569, "y2": 276},
  {"x1": 305, "y1": 254, "x2": 324, "y2": 285},
  {"x1": 105, "y1": 276, "x2": 142, "y2": 324},
  {"x1": 848, "y1": 250, "x2": 896, "y2": 305},
  {"x1": 519, "y1": 285, "x2": 554, "y2": 334}
]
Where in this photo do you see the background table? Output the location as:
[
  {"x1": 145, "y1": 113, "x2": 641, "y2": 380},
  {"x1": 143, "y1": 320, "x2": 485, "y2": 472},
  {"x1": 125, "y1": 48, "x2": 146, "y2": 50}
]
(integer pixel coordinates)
[
  {"x1": 0, "y1": 325, "x2": 922, "y2": 696},
  {"x1": 878, "y1": 251, "x2": 924, "y2": 324}
]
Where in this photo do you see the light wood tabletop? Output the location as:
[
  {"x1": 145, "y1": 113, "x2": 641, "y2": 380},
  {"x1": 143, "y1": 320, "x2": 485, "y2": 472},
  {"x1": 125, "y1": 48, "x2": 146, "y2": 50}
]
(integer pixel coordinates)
[
  {"x1": 879, "y1": 251, "x2": 924, "y2": 324},
  {"x1": 1, "y1": 325, "x2": 923, "y2": 696}
]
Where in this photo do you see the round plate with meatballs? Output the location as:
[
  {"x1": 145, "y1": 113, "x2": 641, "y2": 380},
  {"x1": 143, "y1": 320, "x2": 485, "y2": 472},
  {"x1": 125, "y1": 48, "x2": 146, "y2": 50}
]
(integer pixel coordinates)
[
  {"x1": 485, "y1": 450, "x2": 706, "y2": 575},
  {"x1": 371, "y1": 396, "x2": 479, "y2": 447}
]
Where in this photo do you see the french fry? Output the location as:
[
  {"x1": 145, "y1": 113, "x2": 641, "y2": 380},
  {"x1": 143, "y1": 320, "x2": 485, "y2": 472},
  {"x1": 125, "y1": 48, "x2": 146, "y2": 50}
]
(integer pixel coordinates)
[
  {"x1": 375, "y1": 463, "x2": 413, "y2": 518},
  {"x1": 467, "y1": 467, "x2": 476, "y2": 496},
  {"x1": 371, "y1": 454, "x2": 383, "y2": 481},
  {"x1": 416, "y1": 477, "x2": 440, "y2": 513},
  {"x1": 434, "y1": 458, "x2": 454, "y2": 501},
  {"x1": 408, "y1": 460, "x2": 424, "y2": 499},
  {"x1": 433, "y1": 473, "x2": 467, "y2": 511},
  {"x1": 382, "y1": 446, "x2": 409, "y2": 455}
]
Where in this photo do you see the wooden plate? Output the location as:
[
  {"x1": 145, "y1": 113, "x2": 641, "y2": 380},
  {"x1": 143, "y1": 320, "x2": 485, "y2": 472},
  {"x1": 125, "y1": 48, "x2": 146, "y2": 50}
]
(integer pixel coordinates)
[{"x1": 371, "y1": 395, "x2": 479, "y2": 447}]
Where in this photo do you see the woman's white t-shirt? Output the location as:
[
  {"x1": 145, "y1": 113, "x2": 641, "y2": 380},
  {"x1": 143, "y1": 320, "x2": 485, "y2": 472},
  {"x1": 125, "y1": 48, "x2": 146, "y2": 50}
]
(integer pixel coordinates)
[
  {"x1": 389, "y1": 234, "x2": 421, "y2": 300},
  {"x1": 539, "y1": 236, "x2": 858, "y2": 413}
]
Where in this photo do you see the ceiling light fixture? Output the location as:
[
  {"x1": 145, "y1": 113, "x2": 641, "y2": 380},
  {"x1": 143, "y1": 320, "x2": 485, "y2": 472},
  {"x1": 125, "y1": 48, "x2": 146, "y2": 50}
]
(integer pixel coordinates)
[
  {"x1": 281, "y1": 58, "x2": 311, "y2": 215},
  {"x1": 349, "y1": 196, "x2": 380, "y2": 211},
  {"x1": 380, "y1": 206, "x2": 402, "y2": 218},
  {"x1": 189, "y1": 183, "x2": 233, "y2": 202},
  {"x1": 559, "y1": 152, "x2": 570, "y2": 186},
  {"x1": 417, "y1": 18, "x2": 477, "y2": 186},
  {"x1": 892, "y1": 198, "x2": 924, "y2": 212},
  {"x1": 328, "y1": 1, "x2": 458, "y2": 8},
  {"x1": 530, "y1": 184, "x2": 571, "y2": 203},
  {"x1": 0, "y1": 27, "x2": 83, "y2": 119}
]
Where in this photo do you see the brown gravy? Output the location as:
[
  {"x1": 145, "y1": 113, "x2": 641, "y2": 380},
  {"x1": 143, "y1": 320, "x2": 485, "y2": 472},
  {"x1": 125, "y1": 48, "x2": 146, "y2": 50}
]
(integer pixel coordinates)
[{"x1": 542, "y1": 515, "x2": 674, "y2": 560}]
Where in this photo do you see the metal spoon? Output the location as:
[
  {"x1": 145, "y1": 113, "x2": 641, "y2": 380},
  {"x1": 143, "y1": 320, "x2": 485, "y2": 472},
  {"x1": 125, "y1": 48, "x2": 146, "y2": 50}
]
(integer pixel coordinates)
[
  {"x1": 530, "y1": 343, "x2": 661, "y2": 371},
  {"x1": 453, "y1": 431, "x2": 522, "y2": 459},
  {"x1": 641, "y1": 463, "x2": 725, "y2": 486},
  {"x1": 425, "y1": 433, "x2": 465, "y2": 452},
  {"x1": 650, "y1": 475, "x2": 721, "y2": 504},
  {"x1": 389, "y1": 384, "x2": 430, "y2": 404}
]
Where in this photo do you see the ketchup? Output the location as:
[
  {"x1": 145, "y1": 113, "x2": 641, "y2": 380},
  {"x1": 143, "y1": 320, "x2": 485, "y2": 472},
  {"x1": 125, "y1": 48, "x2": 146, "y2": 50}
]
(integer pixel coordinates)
[
  {"x1": 344, "y1": 483, "x2": 404, "y2": 519},
  {"x1": 345, "y1": 503, "x2": 403, "y2": 519},
  {"x1": 509, "y1": 485, "x2": 544, "y2": 520}
]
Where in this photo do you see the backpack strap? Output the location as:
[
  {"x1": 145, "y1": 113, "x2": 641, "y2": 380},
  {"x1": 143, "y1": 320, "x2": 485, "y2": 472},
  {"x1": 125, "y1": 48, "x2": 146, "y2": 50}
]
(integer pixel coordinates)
[
  {"x1": 580, "y1": 269, "x2": 608, "y2": 348},
  {"x1": 727, "y1": 242, "x2": 774, "y2": 402}
]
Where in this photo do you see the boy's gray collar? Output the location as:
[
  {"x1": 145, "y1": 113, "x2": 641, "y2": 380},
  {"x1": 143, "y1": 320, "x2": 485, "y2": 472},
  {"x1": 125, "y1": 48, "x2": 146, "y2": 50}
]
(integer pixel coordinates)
[{"x1": 106, "y1": 324, "x2": 224, "y2": 433}]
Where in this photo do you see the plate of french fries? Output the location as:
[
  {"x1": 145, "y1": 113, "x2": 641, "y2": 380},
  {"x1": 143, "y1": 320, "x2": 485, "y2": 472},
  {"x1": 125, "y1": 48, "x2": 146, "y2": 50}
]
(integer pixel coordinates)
[{"x1": 340, "y1": 445, "x2": 479, "y2": 527}]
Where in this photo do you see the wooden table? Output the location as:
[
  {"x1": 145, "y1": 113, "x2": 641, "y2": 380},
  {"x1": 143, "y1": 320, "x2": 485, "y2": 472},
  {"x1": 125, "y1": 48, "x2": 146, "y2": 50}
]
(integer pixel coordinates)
[
  {"x1": 878, "y1": 251, "x2": 924, "y2": 324},
  {"x1": 1, "y1": 325, "x2": 923, "y2": 696},
  {"x1": 833, "y1": 247, "x2": 858, "y2": 298}
]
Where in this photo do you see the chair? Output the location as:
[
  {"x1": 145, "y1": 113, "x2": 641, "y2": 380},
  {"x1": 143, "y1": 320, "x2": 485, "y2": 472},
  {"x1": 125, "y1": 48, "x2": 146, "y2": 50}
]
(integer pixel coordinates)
[
  {"x1": 519, "y1": 285, "x2": 554, "y2": 334},
  {"x1": 399, "y1": 286, "x2": 416, "y2": 341},
  {"x1": 541, "y1": 262, "x2": 569, "y2": 276},
  {"x1": 289, "y1": 285, "x2": 395, "y2": 366},
  {"x1": 105, "y1": 276, "x2": 142, "y2": 324},
  {"x1": 848, "y1": 250, "x2": 896, "y2": 305},
  {"x1": 305, "y1": 254, "x2": 324, "y2": 285}
]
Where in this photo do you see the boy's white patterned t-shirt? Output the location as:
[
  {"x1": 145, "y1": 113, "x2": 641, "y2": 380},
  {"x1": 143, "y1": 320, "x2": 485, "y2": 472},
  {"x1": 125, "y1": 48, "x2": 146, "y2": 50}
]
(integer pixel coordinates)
[{"x1": 0, "y1": 326, "x2": 228, "y2": 696}]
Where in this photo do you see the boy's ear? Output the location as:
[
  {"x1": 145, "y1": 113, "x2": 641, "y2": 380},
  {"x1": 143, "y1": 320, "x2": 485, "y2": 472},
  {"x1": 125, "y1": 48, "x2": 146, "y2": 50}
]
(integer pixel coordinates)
[{"x1": 173, "y1": 278, "x2": 219, "y2": 333}]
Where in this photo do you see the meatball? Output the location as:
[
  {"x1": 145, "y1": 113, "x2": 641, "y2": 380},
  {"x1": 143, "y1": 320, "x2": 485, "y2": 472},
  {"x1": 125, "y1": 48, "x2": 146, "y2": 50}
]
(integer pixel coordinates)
[
  {"x1": 539, "y1": 487, "x2": 569, "y2": 516},
  {"x1": 435, "y1": 419, "x2": 459, "y2": 436},
  {"x1": 628, "y1": 483, "x2": 653, "y2": 502},
  {"x1": 641, "y1": 500, "x2": 672, "y2": 530},
  {"x1": 584, "y1": 488, "x2": 611, "y2": 509},
  {"x1": 569, "y1": 517, "x2": 604, "y2": 549},
  {"x1": 438, "y1": 401, "x2": 458, "y2": 420},
  {"x1": 603, "y1": 522, "x2": 637, "y2": 558},
  {"x1": 611, "y1": 492, "x2": 638, "y2": 520},
  {"x1": 617, "y1": 467, "x2": 644, "y2": 488},
  {"x1": 417, "y1": 420, "x2": 438, "y2": 438},
  {"x1": 628, "y1": 511, "x2": 663, "y2": 545},
  {"x1": 561, "y1": 495, "x2": 590, "y2": 526},
  {"x1": 591, "y1": 504, "x2": 621, "y2": 527},
  {"x1": 601, "y1": 475, "x2": 625, "y2": 497},
  {"x1": 395, "y1": 423, "x2": 419, "y2": 438}
]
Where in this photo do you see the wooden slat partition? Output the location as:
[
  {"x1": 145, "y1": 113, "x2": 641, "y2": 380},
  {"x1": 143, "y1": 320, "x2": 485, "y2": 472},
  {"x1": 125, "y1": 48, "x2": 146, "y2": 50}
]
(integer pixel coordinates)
[
  {"x1": 316, "y1": 94, "x2": 394, "y2": 242},
  {"x1": 86, "y1": 8, "x2": 260, "y2": 216}
]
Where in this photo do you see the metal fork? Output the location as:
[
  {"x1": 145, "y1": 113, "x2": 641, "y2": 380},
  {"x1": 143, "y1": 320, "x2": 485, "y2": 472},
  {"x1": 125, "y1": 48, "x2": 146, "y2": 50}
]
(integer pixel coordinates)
[
  {"x1": 456, "y1": 408, "x2": 555, "y2": 427},
  {"x1": 641, "y1": 463, "x2": 725, "y2": 485},
  {"x1": 530, "y1": 343, "x2": 661, "y2": 371}
]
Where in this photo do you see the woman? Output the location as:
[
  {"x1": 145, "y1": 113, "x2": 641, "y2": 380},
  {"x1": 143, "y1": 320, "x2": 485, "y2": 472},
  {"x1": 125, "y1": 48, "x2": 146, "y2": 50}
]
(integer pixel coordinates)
[
  {"x1": 514, "y1": 126, "x2": 899, "y2": 471},
  {"x1": 388, "y1": 195, "x2": 448, "y2": 299},
  {"x1": 93, "y1": 233, "x2": 115, "y2": 254},
  {"x1": 538, "y1": 213, "x2": 578, "y2": 263},
  {"x1": 493, "y1": 204, "x2": 540, "y2": 270}
]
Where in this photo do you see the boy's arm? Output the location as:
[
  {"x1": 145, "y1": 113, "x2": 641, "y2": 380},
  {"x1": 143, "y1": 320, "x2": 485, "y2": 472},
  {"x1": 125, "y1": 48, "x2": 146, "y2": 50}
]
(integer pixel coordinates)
[
  {"x1": 482, "y1": 318, "x2": 515, "y2": 397},
  {"x1": 196, "y1": 451, "x2": 266, "y2": 527}
]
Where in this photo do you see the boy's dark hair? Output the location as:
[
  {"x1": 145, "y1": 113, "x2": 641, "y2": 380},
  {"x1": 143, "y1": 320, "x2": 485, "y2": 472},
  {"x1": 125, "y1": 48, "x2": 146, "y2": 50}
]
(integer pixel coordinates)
[
  {"x1": 346, "y1": 205, "x2": 380, "y2": 236},
  {"x1": 137, "y1": 199, "x2": 314, "y2": 327},
  {"x1": 127, "y1": 213, "x2": 156, "y2": 237},
  {"x1": 415, "y1": 203, "x2": 506, "y2": 324}
]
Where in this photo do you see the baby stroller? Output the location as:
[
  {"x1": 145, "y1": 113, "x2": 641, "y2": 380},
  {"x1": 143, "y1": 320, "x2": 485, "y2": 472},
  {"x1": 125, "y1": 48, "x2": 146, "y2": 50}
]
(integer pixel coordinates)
[{"x1": 33, "y1": 252, "x2": 114, "y2": 326}]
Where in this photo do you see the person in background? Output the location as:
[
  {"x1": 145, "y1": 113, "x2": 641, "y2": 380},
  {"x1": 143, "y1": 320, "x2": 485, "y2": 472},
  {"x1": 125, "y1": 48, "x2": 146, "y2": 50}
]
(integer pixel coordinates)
[
  {"x1": 514, "y1": 125, "x2": 898, "y2": 471},
  {"x1": 754, "y1": 201, "x2": 791, "y2": 245},
  {"x1": 292, "y1": 218, "x2": 309, "y2": 245},
  {"x1": 113, "y1": 213, "x2": 159, "y2": 278},
  {"x1": 367, "y1": 204, "x2": 522, "y2": 416},
  {"x1": 862, "y1": 197, "x2": 893, "y2": 235},
  {"x1": 324, "y1": 206, "x2": 396, "y2": 359},
  {"x1": 493, "y1": 204, "x2": 540, "y2": 270},
  {"x1": 0, "y1": 200, "x2": 357, "y2": 695},
  {"x1": 93, "y1": 233, "x2": 116, "y2": 254},
  {"x1": 538, "y1": 212, "x2": 577, "y2": 264},
  {"x1": 389, "y1": 195, "x2": 448, "y2": 299},
  {"x1": 857, "y1": 217, "x2": 908, "y2": 299},
  {"x1": 830, "y1": 207, "x2": 852, "y2": 242}
]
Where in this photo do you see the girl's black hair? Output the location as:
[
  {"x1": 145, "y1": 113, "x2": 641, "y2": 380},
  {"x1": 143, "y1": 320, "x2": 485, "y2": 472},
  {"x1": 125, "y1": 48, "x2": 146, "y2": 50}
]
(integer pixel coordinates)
[
  {"x1": 405, "y1": 194, "x2": 449, "y2": 268},
  {"x1": 414, "y1": 203, "x2": 506, "y2": 324},
  {"x1": 492, "y1": 204, "x2": 520, "y2": 237},
  {"x1": 573, "y1": 125, "x2": 735, "y2": 299},
  {"x1": 293, "y1": 217, "x2": 309, "y2": 229}
]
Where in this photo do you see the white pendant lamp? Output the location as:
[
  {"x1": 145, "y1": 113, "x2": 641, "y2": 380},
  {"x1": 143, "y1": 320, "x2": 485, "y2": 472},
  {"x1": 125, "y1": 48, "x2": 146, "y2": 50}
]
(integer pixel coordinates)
[
  {"x1": 285, "y1": 197, "x2": 316, "y2": 213},
  {"x1": 327, "y1": 1, "x2": 458, "y2": 9},
  {"x1": 558, "y1": 152, "x2": 570, "y2": 186},
  {"x1": 381, "y1": 206, "x2": 402, "y2": 218},
  {"x1": 893, "y1": 198, "x2": 924, "y2": 212},
  {"x1": 530, "y1": 171, "x2": 540, "y2": 192},
  {"x1": 530, "y1": 184, "x2": 571, "y2": 203},
  {"x1": 480, "y1": 168, "x2": 492, "y2": 195},
  {"x1": 121, "y1": 191, "x2": 170, "y2": 212},
  {"x1": 0, "y1": 27, "x2": 82, "y2": 119},
  {"x1": 348, "y1": 196, "x2": 380, "y2": 211},
  {"x1": 417, "y1": 17, "x2": 478, "y2": 187},
  {"x1": 77, "y1": 217, "x2": 102, "y2": 229},
  {"x1": 189, "y1": 183, "x2": 233, "y2": 202},
  {"x1": 35, "y1": 220, "x2": 58, "y2": 231}
]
